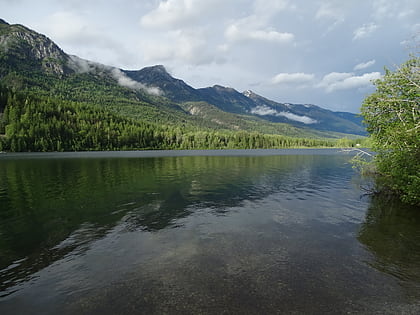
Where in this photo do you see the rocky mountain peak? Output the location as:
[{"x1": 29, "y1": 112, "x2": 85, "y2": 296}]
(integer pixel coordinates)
[
  {"x1": 0, "y1": 21, "x2": 73, "y2": 76},
  {"x1": 142, "y1": 65, "x2": 171, "y2": 77},
  {"x1": 152, "y1": 64, "x2": 168, "y2": 72},
  {"x1": 213, "y1": 85, "x2": 235, "y2": 91}
]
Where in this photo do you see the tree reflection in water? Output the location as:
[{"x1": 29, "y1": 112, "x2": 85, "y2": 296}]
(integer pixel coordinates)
[{"x1": 358, "y1": 196, "x2": 420, "y2": 300}]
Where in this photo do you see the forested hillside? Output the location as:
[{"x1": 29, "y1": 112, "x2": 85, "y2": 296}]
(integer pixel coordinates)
[{"x1": 0, "y1": 87, "x2": 365, "y2": 151}]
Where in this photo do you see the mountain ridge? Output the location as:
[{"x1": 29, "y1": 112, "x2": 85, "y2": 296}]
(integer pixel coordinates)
[
  {"x1": 122, "y1": 64, "x2": 365, "y2": 135},
  {"x1": 0, "y1": 20, "x2": 73, "y2": 76},
  {"x1": 0, "y1": 19, "x2": 366, "y2": 140}
]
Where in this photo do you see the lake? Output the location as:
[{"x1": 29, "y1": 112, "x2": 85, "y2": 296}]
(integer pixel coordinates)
[{"x1": 0, "y1": 149, "x2": 419, "y2": 314}]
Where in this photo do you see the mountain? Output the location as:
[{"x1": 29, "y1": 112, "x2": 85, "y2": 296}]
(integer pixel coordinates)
[
  {"x1": 0, "y1": 19, "x2": 366, "y2": 151},
  {"x1": 123, "y1": 65, "x2": 201, "y2": 103},
  {"x1": 0, "y1": 19, "x2": 73, "y2": 76},
  {"x1": 197, "y1": 85, "x2": 257, "y2": 114},
  {"x1": 121, "y1": 65, "x2": 366, "y2": 136},
  {"x1": 242, "y1": 90, "x2": 366, "y2": 135}
]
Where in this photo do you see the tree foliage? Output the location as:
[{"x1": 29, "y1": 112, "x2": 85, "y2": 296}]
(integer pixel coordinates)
[
  {"x1": 361, "y1": 56, "x2": 420, "y2": 205},
  {"x1": 0, "y1": 86, "x2": 364, "y2": 152}
]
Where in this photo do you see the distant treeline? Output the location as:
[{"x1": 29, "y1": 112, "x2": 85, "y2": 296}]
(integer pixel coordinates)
[{"x1": 0, "y1": 87, "x2": 366, "y2": 152}]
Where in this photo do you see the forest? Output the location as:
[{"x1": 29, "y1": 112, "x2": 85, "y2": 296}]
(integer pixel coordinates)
[{"x1": 0, "y1": 86, "x2": 364, "y2": 152}]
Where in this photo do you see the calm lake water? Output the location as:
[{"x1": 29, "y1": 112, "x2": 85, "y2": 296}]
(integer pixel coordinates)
[{"x1": 0, "y1": 149, "x2": 419, "y2": 314}]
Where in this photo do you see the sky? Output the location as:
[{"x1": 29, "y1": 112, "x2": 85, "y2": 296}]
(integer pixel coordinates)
[{"x1": 1, "y1": 0, "x2": 419, "y2": 113}]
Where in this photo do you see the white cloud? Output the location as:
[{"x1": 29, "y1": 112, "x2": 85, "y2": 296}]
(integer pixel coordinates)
[
  {"x1": 353, "y1": 59, "x2": 376, "y2": 71},
  {"x1": 397, "y1": 9, "x2": 416, "y2": 19},
  {"x1": 412, "y1": 23, "x2": 420, "y2": 32},
  {"x1": 278, "y1": 111, "x2": 318, "y2": 124},
  {"x1": 353, "y1": 23, "x2": 378, "y2": 40},
  {"x1": 372, "y1": 0, "x2": 393, "y2": 19},
  {"x1": 139, "y1": 0, "x2": 235, "y2": 66},
  {"x1": 140, "y1": 0, "x2": 227, "y2": 29},
  {"x1": 140, "y1": 0, "x2": 198, "y2": 29},
  {"x1": 34, "y1": 10, "x2": 138, "y2": 67},
  {"x1": 68, "y1": 55, "x2": 162, "y2": 95},
  {"x1": 315, "y1": 2, "x2": 344, "y2": 22},
  {"x1": 142, "y1": 29, "x2": 224, "y2": 66},
  {"x1": 39, "y1": 11, "x2": 90, "y2": 43},
  {"x1": 372, "y1": 0, "x2": 403, "y2": 20},
  {"x1": 271, "y1": 72, "x2": 315, "y2": 85},
  {"x1": 317, "y1": 71, "x2": 381, "y2": 92},
  {"x1": 250, "y1": 105, "x2": 318, "y2": 124},
  {"x1": 253, "y1": 0, "x2": 293, "y2": 16},
  {"x1": 314, "y1": 1, "x2": 349, "y2": 35},
  {"x1": 251, "y1": 105, "x2": 278, "y2": 116},
  {"x1": 68, "y1": 55, "x2": 102, "y2": 73},
  {"x1": 319, "y1": 72, "x2": 353, "y2": 86},
  {"x1": 110, "y1": 68, "x2": 162, "y2": 95},
  {"x1": 225, "y1": 24, "x2": 294, "y2": 43},
  {"x1": 39, "y1": 11, "x2": 117, "y2": 48},
  {"x1": 224, "y1": 3, "x2": 295, "y2": 45},
  {"x1": 372, "y1": 0, "x2": 420, "y2": 21},
  {"x1": 250, "y1": 29, "x2": 294, "y2": 42}
]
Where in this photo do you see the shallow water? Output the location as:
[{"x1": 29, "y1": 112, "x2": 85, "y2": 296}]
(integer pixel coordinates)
[{"x1": 0, "y1": 149, "x2": 419, "y2": 314}]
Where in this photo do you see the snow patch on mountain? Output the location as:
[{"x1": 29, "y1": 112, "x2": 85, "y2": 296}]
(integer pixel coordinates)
[{"x1": 243, "y1": 90, "x2": 253, "y2": 97}]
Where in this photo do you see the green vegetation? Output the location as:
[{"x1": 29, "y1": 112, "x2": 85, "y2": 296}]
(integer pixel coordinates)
[
  {"x1": 361, "y1": 56, "x2": 419, "y2": 205},
  {"x1": 0, "y1": 86, "x2": 365, "y2": 152},
  {"x1": 0, "y1": 69, "x2": 362, "y2": 139}
]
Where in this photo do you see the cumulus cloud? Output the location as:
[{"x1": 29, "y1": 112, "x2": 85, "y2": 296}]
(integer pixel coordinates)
[
  {"x1": 225, "y1": 24, "x2": 294, "y2": 43},
  {"x1": 35, "y1": 10, "x2": 138, "y2": 67},
  {"x1": 140, "y1": 1, "x2": 295, "y2": 67},
  {"x1": 139, "y1": 0, "x2": 231, "y2": 66},
  {"x1": 224, "y1": 4, "x2": 294, "y2": 45},
  {"x1": 39, "y1": 11, "x2": 116, "y2": 48},
  {"x1": 140, "y1": 0, "x2": 196, "y2": 28},
  {"x1": 142, "y1": 29, "x2": 224, "y2": 65},
  {"x1": 353, "y1": 23, "x2": 378, "y2": 40},
  {"x1": 253, "y1": 0, "x2": 294, "y2": 16},
  {"x1": 42, "y1": 11, "x2": 86, "y2": 41},
  {"x1": 250, "y1": 105, "x2": 318, "y2": 124},
  {"x1": 317, "y1": 71, "x2": 381, "y2": 92},
  {"x1": 371, "y1": 0, "x2": 418, "y2": 20},
  {"x1": 314, "y1": 1, "x2": 353, "y2": 35},
  {"x1": 353, "y1": 59, "x2": 376, "y2": 71},
  {"x1": 315, "y1": 2, "x2": 343, "y2": 21},
  {"x1": 271, "y1": 72, "x2": 315, "y2": 85},
  {"x1": 140, "y1": 0, "x2": 226, "y2": 29}
]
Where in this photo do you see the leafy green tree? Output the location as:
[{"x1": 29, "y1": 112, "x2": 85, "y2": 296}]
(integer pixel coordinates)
[{"x1": 361, "y1": 56, "x2": 419, "y2": 205}]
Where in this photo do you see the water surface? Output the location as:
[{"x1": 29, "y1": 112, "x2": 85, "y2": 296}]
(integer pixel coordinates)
[{"x1": 0, "y1": 149, "x2": 419, "y2": 314}]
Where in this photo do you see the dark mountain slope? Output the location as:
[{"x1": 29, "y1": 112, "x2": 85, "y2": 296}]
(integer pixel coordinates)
[
  {"x1": 196, "y1": 85, "x2": 256, "y2": 114},
  {"x1": 0, "y1": 19, "x2": 73, "y2": 76},
  {"x1": 123, "y1": 65, "x2": 201, "y2": 102}
]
